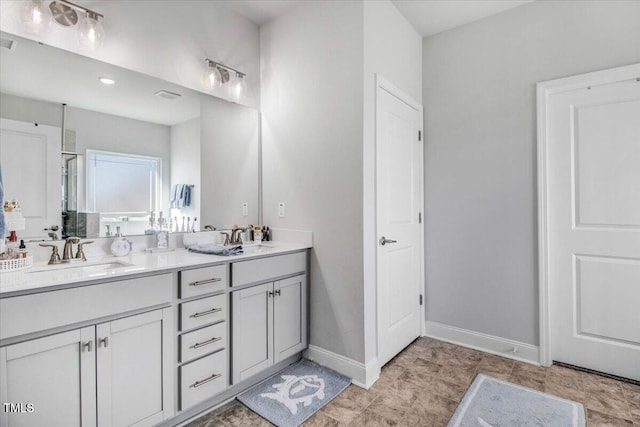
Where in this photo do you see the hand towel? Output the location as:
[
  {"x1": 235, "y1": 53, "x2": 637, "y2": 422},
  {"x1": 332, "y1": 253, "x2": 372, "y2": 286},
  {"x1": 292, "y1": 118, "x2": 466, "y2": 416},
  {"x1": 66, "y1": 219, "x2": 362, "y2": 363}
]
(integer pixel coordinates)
[{"x1": 188, "y1": 243, "x2": 243, "y2": 256}]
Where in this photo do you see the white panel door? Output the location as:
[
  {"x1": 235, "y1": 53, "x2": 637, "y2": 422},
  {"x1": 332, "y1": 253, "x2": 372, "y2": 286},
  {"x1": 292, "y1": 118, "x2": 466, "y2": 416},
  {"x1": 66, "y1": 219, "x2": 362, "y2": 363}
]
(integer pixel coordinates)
[
  {"x1": 96, "y1": 310, "x2": 166, "y2": 427},
  {"x1": 274, "y1": 275, "x2": 307, "y2": 362},
  {"x1": 0, "y1": 118, "x2": 61, "y2": 240},
  {"x1": 376, "y1": 84, "x2": 423, "y2": 366},
  {"x1": 232, "y1": 283, "x2": 273, "y2": 383},
  {"x1": 547, "y1": 71, "x2": 640, "y2": 380},
  {"x1": 0, "y1": 327, "x2": 96, "y2": 427}
]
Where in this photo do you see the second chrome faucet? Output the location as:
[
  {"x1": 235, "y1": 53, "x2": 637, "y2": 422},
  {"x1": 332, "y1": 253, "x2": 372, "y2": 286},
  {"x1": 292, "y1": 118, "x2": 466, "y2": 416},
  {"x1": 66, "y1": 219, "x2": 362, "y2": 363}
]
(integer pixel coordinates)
[{"x1": 40, "y1": 237, "x2": 94, "y2": 265}]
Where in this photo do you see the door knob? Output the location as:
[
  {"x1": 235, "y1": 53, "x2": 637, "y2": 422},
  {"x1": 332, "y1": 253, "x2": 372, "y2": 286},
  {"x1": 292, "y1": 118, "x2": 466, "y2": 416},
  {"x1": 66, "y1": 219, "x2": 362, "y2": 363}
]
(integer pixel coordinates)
[{"x1": 379, "y1": 236, "x2": 397, "y2": 246}]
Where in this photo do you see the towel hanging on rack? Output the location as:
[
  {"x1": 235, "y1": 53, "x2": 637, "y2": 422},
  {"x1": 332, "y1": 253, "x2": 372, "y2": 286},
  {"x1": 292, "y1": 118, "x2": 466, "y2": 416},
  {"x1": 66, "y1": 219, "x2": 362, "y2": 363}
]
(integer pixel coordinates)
[{"x1": 170, "y1": 184, "x2": 192, "y2": 208}]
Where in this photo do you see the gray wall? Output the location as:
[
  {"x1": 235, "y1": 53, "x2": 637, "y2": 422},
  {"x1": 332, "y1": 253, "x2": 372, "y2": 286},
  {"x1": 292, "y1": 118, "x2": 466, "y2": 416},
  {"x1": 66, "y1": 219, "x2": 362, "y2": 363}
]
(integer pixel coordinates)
[
  {"x1": 0, "y1": 93, "x2": 61, "y2": 126},
  {"x1": 200, "y1": 95, "x2": 259, "y2": 229},
  {"x1": 423, "y1": 0, "x2": 640, "y2": 345},
  {"x1": 170, "y1": 117, "x2": 201, "y2": 223},
  {"x1": 261, "y1": 1, "x2": 366, "y2": 362}
]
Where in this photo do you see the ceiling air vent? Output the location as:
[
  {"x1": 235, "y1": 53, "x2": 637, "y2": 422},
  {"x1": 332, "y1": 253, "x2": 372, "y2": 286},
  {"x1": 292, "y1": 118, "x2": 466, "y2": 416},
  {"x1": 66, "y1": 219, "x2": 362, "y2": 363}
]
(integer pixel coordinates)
[
  {"x1": 154, "y1": 90, "x2": 182, "y2": 100},
  {"x1": 0, "y1": 36, "x2": 17, "y2": 51}
]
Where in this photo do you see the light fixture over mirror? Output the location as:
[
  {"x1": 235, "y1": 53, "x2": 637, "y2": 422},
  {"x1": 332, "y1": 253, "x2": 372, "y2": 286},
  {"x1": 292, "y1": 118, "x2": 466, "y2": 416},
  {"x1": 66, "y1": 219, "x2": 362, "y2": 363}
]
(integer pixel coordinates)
[
  {"x1": 21, "y1": 0, "x2": 52, "y2": 34},
  {"x1": 21, "y1": 0, "x2": 105, "y2": 49},
  {"x1": 77, "y1": 10, "x2": 105, "y2": 49},
  {"x1": 203, "y1": 58, "x2": 246, "y2": 102},
  {"x1": 228, "y1": 73, "x2": 246, "y2": 102}
]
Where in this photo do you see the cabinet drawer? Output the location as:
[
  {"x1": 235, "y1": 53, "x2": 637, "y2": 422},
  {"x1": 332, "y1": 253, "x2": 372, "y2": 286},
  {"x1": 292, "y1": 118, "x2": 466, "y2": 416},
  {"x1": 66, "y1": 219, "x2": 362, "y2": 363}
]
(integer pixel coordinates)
[
  {"x1": 232, "y1": 251, "x2": 306, "y2": 287},
  {"x1": 180, "y1": 322, "x2": 227, "y2": 363},
  {"x1": 179, "y1": 265, "x2": 227, "y2": 299},
  {"x1": 180, "y1": 294, "x2": 227, "y2": 331},
  {"x1": 0, "y1": 274, "x2": 172, "y2": 340},
  {"x1": 180, "y1": 350, "x2": 227, "y2": 410}
]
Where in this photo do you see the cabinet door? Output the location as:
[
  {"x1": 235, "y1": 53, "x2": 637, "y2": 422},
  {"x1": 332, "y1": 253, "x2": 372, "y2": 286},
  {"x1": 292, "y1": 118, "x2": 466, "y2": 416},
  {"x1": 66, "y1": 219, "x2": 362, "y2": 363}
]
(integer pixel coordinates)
[
  {"x1": 96, "y1": 308, "x2": 173, "y2": 427},
  {"x1": 0, "y1": 327, "x2": 96, "y2": 427},
  {"x1": 232, "y1": 283, "x2": 273, "y2": 384},
  {"x1": 274, "y1": 275, "x2": 308, "y2": 362}
]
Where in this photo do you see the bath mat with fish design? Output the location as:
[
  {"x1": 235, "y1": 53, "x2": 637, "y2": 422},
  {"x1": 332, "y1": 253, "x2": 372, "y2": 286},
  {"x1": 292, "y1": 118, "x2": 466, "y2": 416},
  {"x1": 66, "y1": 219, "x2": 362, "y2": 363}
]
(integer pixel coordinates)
[
  {"x1": 448, "y1": 374, "x2": 586, "y2": 427},
  {"x1": 237, "y1": 358, "x2": 351, "y2": 427}
]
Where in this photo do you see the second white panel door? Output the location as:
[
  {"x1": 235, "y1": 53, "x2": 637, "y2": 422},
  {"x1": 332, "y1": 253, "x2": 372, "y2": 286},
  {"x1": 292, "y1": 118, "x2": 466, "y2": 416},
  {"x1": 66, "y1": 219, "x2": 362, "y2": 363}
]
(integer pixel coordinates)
[
  {"x1": 376, "y1": 83, "x2": 423, "y2": 366},
  {"x1": 545, "y1": 68, "x2": 640, "y2": 380}
]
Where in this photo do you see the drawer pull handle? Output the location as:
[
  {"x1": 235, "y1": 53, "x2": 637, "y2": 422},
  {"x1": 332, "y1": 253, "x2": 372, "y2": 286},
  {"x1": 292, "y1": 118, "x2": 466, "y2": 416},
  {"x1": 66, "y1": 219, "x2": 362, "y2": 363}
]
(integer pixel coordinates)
[
  {"x1": 191, "y1": 307, "x2": 222, "y2": 318},
  {"x1": 190, "y1": 277, "x2": 222, "y2": 287},
  {"x1": 192, "y1": 337, "x2": 222, "y2": 349},
  {"x1": 192, "y1": 373, "x2": 222, "y2": 388}
]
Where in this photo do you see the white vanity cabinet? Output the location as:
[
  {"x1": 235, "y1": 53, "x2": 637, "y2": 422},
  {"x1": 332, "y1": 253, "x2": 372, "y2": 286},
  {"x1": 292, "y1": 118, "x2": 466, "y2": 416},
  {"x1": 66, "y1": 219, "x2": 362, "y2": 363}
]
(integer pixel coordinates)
[
  {"x1": 231, "y1": 252, "x2": 308, "y2": 384},
  {"x1": 177, "y1": 264, "x2": 230, "y2": 411},
  {"x1": 96, "y1": 309, "x2": 172, "y2": 427},
  {"x1": 0, "y1": 327, "x2": 96, "y2": 427},
  {"x1": 0, "y1": 308, "x2": 173, "y2": 427},
  {"x1": 0, "y1": 274, "x2": 175, "y2": 427}
]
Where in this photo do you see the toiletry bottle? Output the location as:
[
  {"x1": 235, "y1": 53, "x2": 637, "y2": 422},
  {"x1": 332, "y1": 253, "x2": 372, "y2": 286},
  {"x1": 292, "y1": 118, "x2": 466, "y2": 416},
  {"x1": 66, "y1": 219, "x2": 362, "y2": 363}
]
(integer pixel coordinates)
[
  {"x1": 19, "y1": 239, "x2": 28, "y2": 258},
  {"x1": 262, "y1": 225, "x2": 266, "y2": 242}
]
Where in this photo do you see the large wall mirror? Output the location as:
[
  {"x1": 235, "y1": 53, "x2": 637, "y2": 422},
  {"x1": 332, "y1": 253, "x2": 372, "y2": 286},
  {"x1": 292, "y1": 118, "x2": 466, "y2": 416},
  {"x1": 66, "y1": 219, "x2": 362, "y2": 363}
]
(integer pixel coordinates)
[{"x1": 0, "y1": 31, "x2": 260, "y2": 240}]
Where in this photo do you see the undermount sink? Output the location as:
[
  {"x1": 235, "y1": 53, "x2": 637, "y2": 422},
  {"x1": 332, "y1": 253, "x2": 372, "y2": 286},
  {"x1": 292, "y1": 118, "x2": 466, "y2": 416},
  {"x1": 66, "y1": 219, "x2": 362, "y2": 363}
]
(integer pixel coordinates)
[
  {"x1": 242, "y1": 244, "x2": 276, "y2": 254},
  {"x1": 28, "y1": 260, "x2": 134, "y2": 274}
]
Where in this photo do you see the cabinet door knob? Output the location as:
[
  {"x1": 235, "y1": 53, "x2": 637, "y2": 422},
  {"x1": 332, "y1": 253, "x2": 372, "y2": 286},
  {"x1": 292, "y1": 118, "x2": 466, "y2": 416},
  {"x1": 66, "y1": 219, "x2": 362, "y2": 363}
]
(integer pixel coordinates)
[
  {"x1": 268, "y1": 291, "x2": 274, "y2": 298},
  {"x1": 82, "y1": 341, "x2": 93, "y2": 352},
  {"x1": 98, "y1": 337, "x2": 109, "y2": 348},
  {"x1": 275, "y1": 289, "x2": 281, "y2": 297}
]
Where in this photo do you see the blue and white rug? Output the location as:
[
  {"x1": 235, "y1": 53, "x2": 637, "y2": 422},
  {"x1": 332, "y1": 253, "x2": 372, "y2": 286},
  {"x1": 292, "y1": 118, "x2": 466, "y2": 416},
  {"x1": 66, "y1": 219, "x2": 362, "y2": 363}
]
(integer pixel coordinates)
[
  {"x1": 448, "y1": 374, "x2": 585, "y2": 427},
  {"x1": 238, "y1": 359, "x2": 351, "y2": 427}
]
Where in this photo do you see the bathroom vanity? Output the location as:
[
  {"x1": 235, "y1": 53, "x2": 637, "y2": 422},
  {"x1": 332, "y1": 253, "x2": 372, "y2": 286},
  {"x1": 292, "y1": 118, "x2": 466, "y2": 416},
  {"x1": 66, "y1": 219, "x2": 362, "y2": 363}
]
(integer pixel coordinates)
[{"x1": 0, "y1": 243, "x2": 310, "y2": 427}]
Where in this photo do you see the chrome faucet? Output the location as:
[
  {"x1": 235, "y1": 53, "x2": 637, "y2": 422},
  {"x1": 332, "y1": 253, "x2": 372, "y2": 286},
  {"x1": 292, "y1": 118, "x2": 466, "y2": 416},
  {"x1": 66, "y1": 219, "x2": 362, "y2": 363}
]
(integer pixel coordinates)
[
  {"x1": 44, "y1": 225, "x2": 59, "y2": 240},
  {"x1": 39, "y1": 237, "x2": 94, "y2": 265},
  {"x1": 62, "y1": 237, "x2": 80, "y2": 262},
  {"x1": 75, "y1": 240, "x2": 94, "y2": 261},
  {"x1": 39, "y1": 243, "x2": 61, "y2": 265},
  {"x1": 230, "y1": 227, "x2": 246, "y2": 245}
]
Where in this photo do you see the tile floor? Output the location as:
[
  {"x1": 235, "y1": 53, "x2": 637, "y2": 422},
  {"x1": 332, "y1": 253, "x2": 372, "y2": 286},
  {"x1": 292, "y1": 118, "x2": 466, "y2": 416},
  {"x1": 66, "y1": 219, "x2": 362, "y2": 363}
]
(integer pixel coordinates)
[{"x1": 188, "y1": 337, "x2": 640, "y2": 426}]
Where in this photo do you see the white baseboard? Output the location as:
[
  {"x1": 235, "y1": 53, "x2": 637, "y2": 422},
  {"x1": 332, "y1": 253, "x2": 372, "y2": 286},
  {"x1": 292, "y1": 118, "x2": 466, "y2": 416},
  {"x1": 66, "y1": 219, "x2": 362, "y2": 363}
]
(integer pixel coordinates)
[
  {"x1": 304, "y1": 345, "x2": 380, "y2": 389},
  {"x1": 424, "y1": 321, "x2": 540, "y2": 365}
]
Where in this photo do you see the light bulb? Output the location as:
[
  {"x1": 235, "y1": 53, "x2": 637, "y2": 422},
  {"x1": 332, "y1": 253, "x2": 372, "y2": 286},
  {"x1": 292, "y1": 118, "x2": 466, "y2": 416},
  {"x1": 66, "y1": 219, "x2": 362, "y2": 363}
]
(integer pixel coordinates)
[
  {"x1": 228, "y1": 74, "x2": 246, "y2": 102},
  {"x1": 203, "y1": 65, "x2": 222, "y2": 91},
  {"x1": 78, "y1": 12, "x2": 105, "y2": 49},
  {"x1": 21, "y1": 0, "x2": 52, "y2": 34}
]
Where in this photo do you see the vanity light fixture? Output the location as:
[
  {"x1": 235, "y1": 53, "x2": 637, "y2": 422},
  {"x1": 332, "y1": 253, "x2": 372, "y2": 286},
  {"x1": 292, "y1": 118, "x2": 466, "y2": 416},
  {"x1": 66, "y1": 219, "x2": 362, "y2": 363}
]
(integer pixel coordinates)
[
  {"x1": 21, "y1": 0, "x2": 105, "y2": 49},
  {"x1": 228, "y1": 73, "x2": 247, "y2": 102},
  {"x1": 21, "y1": 0, "x2": 53, "y2": 34},
  {"x1": 203, "y1": 58, "x2": 247, "y2": 101},
  {"x1": 76, "y1": 9, "x2": 105, "y2": 49}
]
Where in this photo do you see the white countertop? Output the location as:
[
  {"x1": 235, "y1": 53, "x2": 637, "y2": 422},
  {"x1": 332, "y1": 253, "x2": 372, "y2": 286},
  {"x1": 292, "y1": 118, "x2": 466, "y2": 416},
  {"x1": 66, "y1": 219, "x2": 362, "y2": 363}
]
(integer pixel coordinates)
[{"x1": 0, "y1": 242, "x2": 310, "y2": 297}]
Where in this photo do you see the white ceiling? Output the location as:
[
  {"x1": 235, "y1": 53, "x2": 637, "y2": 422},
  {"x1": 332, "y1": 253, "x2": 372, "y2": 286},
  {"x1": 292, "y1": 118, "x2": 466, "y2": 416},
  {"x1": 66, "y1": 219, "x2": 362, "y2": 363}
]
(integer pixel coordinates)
[
  {"x1": 224, "y1": 0, "x2": 533, "y2": 37},
  {"x1": 392, "y1": 0, "x2": 534, "y2": 37},
  {"x1": 222, "y1": 1, "x2": 303, "y2": 25}
]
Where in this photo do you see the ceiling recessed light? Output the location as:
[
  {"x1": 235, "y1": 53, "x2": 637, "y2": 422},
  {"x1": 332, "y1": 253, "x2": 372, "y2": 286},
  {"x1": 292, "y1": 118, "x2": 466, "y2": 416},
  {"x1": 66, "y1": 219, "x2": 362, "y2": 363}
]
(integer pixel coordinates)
[{"x1": 99, "y1": 76, "x2": 115, "y2": 85}]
